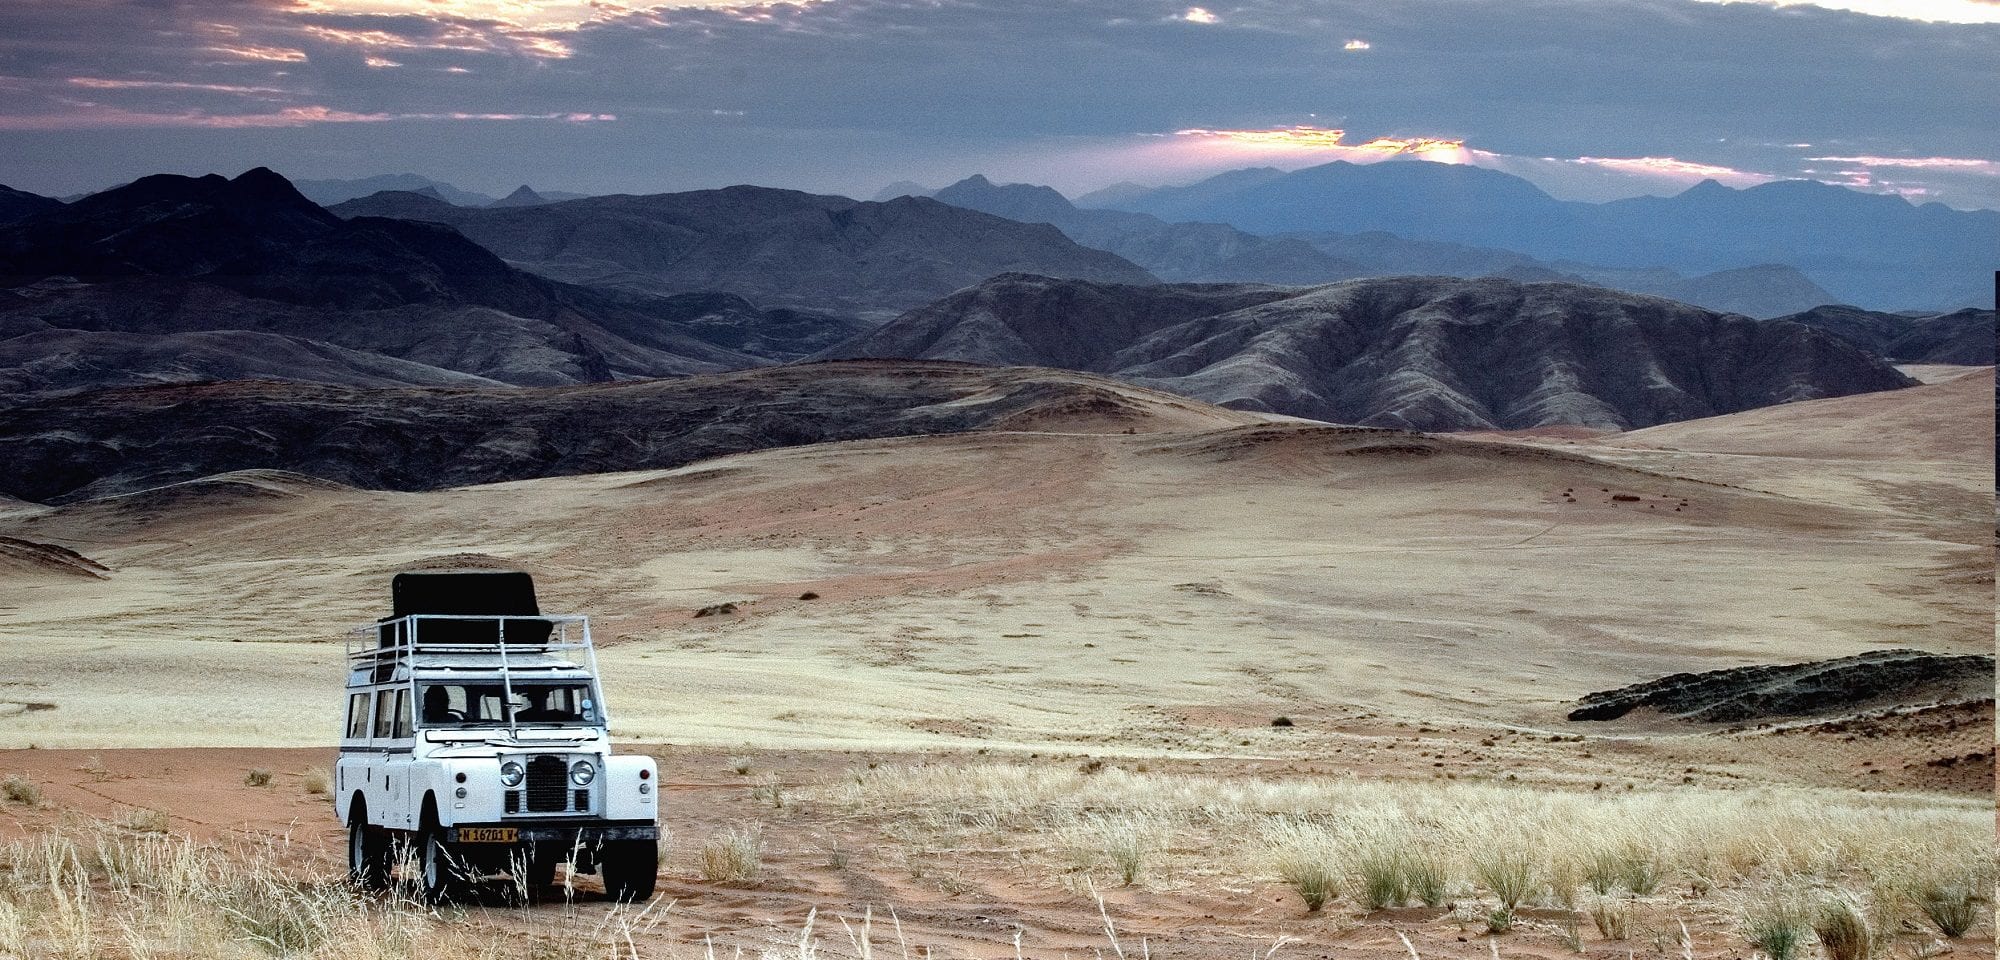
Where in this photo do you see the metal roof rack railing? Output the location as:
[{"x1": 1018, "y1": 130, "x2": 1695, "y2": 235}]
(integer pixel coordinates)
[
  {"x1": 342, "y1": 613, "x2": 607, "y2": 736},
  {"x1": 345, "y1": 613, "x2": 593, "y2": 663}
]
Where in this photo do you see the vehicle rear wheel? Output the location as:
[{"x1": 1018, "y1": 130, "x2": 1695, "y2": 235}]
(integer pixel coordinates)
[
  {"x1": 348, "y1": 811, "x2": 389, "y2": 891},
  {"x1": 599, "y1": 839, "x2": 657, "y2": 902}
]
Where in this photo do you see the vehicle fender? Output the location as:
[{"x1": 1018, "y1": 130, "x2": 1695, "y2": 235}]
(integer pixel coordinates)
[{"x1": 602, "y1": 754, "x2": 659, "y2": 822}]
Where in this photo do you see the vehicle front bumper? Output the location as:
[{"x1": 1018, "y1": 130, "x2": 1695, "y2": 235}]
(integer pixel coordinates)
[{"x1": 450, "y1": 820, "x2": 658, "y2": 844}]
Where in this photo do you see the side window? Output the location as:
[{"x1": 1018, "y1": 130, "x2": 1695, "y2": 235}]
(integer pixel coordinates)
[
  {"x1": 374, "y1": 689, "x2": 402, "y2": 739},
  {"x1": 345, "y1": 692, "x2": 371, "y2": 739},
  {"x1": 393, "y1": 690, "x2": 413, "y2": 739}
]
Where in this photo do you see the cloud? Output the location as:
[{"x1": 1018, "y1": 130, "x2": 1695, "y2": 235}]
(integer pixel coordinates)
[
  {"x1": 1807, "y1": 154, "x2": 2000, "y2": 172},
  {"x1": 1565, "y1": 155, "x2": 1773, "y2": 184},
  {"x1": 0, "y1": 0, "x2": 1992, "y2": 209}
]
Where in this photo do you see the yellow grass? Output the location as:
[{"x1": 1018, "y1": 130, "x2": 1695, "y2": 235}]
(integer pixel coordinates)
[{"x1": 821, "y1": 764, "x2": 1991, "y2": 914}]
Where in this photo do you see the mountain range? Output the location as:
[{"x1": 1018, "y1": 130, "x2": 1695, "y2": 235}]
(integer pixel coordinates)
[
  {"x1": 819, "y1": 273, "x2": 1913, "y2": 431},
  {"x1": 1089, "y1": 160, "x2": 1998, "y2": 311},
  {"x1": 0, "y1": 167, "x2": 1965, "y2": 438},
  {"x1": 290, "y1": 174, "x2": 588, "y2": 208},
  {"x1": 0, "y1": 168, "x2": 864, "y2": 393},
  {"x1": 932, "y1": 174, "x2": 1839, "y2": 318},
  {"x1": 327, "y1": 186, "x2": 1158, "y2": 316}
]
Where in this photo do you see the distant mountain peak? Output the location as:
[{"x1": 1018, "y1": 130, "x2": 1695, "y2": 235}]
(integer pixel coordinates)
[
  {"x1": 1677, "y1": 178, "x2": 1731, "y2": 198},
  {"x1": 490, "y1": 185, "x2": 549, "y2": 208},
  {"x1": 871, "y1": 180, "x2": 935, "y2": 201}
]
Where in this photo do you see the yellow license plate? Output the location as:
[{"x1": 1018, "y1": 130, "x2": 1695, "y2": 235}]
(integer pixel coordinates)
[{"x1": 459, "y1": 828, "x2": 518, "y2": 843}]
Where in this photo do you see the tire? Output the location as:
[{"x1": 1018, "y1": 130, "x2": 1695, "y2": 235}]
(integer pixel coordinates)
[
  {"x1": 419, "y1": 826, "x2": 467, "y2": 904},
  {"x1": 599, "y1": 839, "x2": 658, "y2": 902},
  {"x1": 347, "y1": 806, "x2": 389, "y2": 891},
  {"x1": 517, "y1": 852, "x2": 559, "y2": 904}
]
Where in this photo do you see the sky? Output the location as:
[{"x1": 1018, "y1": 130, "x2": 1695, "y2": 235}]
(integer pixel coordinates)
[{"x1": 0, "y1": 0, "x2": 1995, "y2": 209}]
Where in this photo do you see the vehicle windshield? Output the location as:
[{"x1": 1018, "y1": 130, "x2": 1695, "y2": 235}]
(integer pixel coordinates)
[{"x1": 418, "y1": 682, "x2": 599, "y2": 729}]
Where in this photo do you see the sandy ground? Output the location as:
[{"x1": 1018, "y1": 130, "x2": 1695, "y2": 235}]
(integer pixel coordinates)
[
  {"x1": 0, "y1": 372, "x2": 1990, "y2": 754},
  {"x1": 0, "y1": 366, "x2": 1991, "y2": 958}
]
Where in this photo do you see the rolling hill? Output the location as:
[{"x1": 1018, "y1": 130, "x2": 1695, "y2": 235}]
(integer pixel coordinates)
[{"x1": 818, "y1": 273, "x2": 1912, "y2": 431}]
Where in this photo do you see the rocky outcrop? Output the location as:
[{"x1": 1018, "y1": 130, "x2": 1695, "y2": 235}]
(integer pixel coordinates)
[{"x1": 1569, "y1": 650, "x2": 1995, "y2": 723}]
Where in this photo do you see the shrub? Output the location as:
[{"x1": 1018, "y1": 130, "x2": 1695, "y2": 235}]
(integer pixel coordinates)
[
  {"x1": 1, "y1": 776, "x2": 40, "y2": 806},
  {"x1": 700, "y1": 826, "x2": 762, "y2": 884},
  {"x1": 1813, "y1": 898, "x2": 1871, "y2": 960},
  {"x1": 1270, "y1": 717, "x2": 1294, "y2": 728}
]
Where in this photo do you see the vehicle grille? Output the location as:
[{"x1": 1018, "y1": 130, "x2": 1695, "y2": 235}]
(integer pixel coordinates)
[{"x1": 525, "y1": 755, "x2": 569, "y2": 813}]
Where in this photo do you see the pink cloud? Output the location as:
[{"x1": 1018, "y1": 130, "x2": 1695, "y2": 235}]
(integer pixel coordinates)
[
  {"x1": 1563, "y1": 155, "x2": 1774, "y2": 186},
  {"x1": 0, "y1": 105, "x2": 615, "y2": 130}
]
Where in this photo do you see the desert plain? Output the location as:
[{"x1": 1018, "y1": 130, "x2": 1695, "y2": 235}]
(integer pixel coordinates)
[{"x1": 0, "y1": 362, "x2": 1991, "y2": 959}]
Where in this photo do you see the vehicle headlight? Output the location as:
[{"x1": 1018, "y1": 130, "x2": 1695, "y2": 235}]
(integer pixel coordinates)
[
  {"x1": 570, "y1": 760, "x2": 596, "y2": 786},
  {"x1": 500, "y1": 761, "x2": 525, "y2": 787}
]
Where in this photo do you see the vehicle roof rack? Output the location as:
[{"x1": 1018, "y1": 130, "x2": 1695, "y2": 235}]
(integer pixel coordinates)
[{"x1": 347, "y1": 570, "x2": 597, "y2": 684}]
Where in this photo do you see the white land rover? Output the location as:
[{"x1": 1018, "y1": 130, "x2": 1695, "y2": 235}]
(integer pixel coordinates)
[{"x1": 334, "y1": 571, "x2": 659, "y2": 903}]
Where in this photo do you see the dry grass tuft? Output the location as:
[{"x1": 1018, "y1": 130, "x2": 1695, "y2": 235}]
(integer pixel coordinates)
[
  {"x1": 302, "y1": 766, "x2": 332, "y2": 796},
  {"x1": 1590, "y1": 896, "x2": 1630, "y2": 940},
  {"x1": 1266, "y1": 823, "x2": 1338, "y2": 912},
  {"x1": 1, "y1": 775, "x2": 40, "y2": 806},
  {"x1": 1743, "y1": 894, "x2": 1809, "y2": 960},
  {"x1": 1473, "y1": 848, "x2": 1538, "y2": 911},
  {"x1": 700, "y1": 825, "x2": 763, "y2": 884},
  {"x1": 116, "y1": 807, "x2": 169, "y2": 834},
  {"x1": 1813, "y1": 897, "x2": 1871, "y2": 960},
  {"x1": 1908, "y1": 879, "x2": 1981, "y2": 939}
]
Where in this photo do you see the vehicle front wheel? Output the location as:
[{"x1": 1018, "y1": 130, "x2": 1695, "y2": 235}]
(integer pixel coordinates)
[
  {"x1": 599, "y1": 839, "x2": 657, "y2": 902},
  {"x1": 419, "y1": 828, "x2": 467, "y2": 904},
  {"x1": 348, "y1": 814, "x2": 389, "y2": 891}
]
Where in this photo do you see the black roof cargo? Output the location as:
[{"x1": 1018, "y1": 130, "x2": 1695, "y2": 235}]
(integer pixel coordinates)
[{"x1": 379, "y1": 570, "x2": 554, "y2": 646}]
